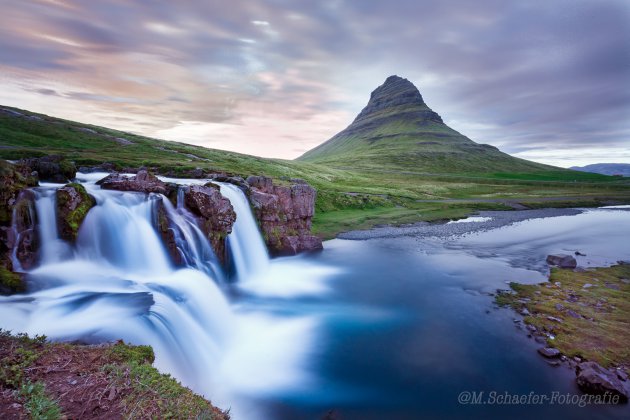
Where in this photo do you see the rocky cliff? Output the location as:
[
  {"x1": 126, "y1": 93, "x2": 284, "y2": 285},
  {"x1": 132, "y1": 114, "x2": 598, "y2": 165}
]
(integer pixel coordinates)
[{"x1": 245, "y1": 175, "x2": 323, "y2": 255}]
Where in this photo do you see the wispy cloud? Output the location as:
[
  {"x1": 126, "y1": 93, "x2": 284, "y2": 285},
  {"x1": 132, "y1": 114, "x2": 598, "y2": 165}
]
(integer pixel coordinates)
[{"x1": 0, "y1": 0, "x2": 628, "y2": 164}]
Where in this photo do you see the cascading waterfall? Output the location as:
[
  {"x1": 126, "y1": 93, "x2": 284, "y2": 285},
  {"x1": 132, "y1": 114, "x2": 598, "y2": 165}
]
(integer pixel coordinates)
[
  {"x1": 218, "y1": 183, "x2": 269, "y2": 281},
  {"x1": 34, "y1": 186, "x2": 73, "y2": 265},
  {"x1": 159, "y1": 188, "x2": 224, "y2": 282},
  {"x1": 0, "y1": 174, "x2": 331, "y2": 418},
  {"x1": 1, "y1": 179, "x2": 233, "y2": 391}
]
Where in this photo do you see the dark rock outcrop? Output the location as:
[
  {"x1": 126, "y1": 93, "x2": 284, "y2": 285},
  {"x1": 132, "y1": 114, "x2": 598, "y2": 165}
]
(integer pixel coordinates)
[
  {"x1": 56, "y1": 183, "x2": 96, "y2": 242},
  {"x1": 21, "y1": 155, "x2": 76, "y2": 183},
  {"x1": 155, "y1": 200, "x2": 183, "y2": 266},
  {"x1": 183, "y1": 184, "x2": 236, "y2": 263},
  {"x1": 546, "y1": 254, "x2": 577, "y2": 269},
  {"x1": 576, "y1": 361, "x2": 628, "y2": 402},
  {"x1": 352, "y1": 75, "x2": 443, "y2": 126},
  {"x1": 0, "y1": 160, "x2": 38, "y2": 225},
  {"x1": 9, "y1": 190, "x2": 39, "y2": 270},
  {"x1": 246, "y1": 176, "x2": 323, "y2": 255},
  {"x1": 97, "y1": 170, "x2": 175, "y2": 196},
  {"x1": 0, "y1": 161, "x2": 38, "y2": 294}
]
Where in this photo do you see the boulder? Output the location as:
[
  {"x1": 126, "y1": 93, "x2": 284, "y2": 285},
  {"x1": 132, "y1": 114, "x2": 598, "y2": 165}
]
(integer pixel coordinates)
[
  {"x1": 56, "y1": 183, "x2": 96, "y2": 242},
  {"x1": 21, "y1": 155, "x2": 76, "y2": 183},
  {"x1": 576, "y1": 361, "x2": 628, "y2": 402},
  {"x1": 538, "y1": 347, "x2": 561, "y2": 358},
  {"x1": 246, "y1": 176, "x2": 323, "y2": 256},
  {"x1": 97, "y1": 170, "x2": 175, "y2": 196},
  {"x1": 183, "y1": 184, "x2": 236, "y2": 263},
  {"x1": 546, "y1": 254, "x2": 577, "y2": 269}
]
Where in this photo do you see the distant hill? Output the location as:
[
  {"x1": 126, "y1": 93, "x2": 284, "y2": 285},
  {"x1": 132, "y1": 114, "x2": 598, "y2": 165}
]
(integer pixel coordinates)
[
  {"x1": 297, "y1": 75, "x2": 559, "y2": 174},
  {"x1": 570, "y1": 163, "x2": 630, "y2": 177}
]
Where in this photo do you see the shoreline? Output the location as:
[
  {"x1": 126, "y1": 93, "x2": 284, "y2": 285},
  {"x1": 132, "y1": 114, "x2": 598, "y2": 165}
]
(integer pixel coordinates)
[
  {"x1": 337, "y1": 207, "x2": 586, "y2": 240},
  {"x1": 495, "y1": 264, "x2": 630, "y2": 403}
]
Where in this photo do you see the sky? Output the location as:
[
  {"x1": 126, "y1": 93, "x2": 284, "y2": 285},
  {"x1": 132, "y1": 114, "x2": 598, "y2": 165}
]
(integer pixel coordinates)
[{"x1": 1, "y1": 0, "x2": 629, "y2": 167}]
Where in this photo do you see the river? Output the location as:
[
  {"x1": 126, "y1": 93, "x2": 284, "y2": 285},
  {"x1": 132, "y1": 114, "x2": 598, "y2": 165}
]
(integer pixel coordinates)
[{"x1": 1, "y1": 174, "x2": 629, "y2": 419}]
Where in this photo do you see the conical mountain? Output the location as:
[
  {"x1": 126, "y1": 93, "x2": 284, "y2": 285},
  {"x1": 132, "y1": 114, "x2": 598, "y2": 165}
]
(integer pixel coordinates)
[{"x1": 298, "y1": 75, "x2": 552, "y2": 173}]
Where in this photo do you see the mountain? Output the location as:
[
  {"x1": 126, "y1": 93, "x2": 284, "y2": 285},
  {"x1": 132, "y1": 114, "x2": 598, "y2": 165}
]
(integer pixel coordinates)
[
  {"x1": 298, "y1": 75, "x2": 554, "y2": 173},
  {"x1": 570, "y1": 163, "x2": 630, "y2": 177}
]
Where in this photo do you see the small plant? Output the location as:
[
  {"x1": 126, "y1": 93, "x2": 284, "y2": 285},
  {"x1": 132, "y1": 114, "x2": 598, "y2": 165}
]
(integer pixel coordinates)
[{"x1": 19, "y1": 381, "x2": 62, "y2": 420}]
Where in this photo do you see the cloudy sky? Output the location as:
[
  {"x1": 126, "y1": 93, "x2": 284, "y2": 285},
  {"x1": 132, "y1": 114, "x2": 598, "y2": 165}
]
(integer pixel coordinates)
[{"x1": 1, "y1": 0, "x2": 629, "y2": 166}]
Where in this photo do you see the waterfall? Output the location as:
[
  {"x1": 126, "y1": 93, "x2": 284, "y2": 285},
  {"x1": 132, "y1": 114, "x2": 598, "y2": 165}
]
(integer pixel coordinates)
[
  {"x1": 1, "y1": 181, "x2": 234, "y2": 392},
  {"x1": 218, "y1": 183, "x2": 269, "y2": 281},
  {"x1": 159, "y1": 189, "x2": 224, "y2": 282},
  {"x1": 35, "y1": 187, "x2": 73, "y2": 265},
  {"x1": 0, "y1": 174, "x2": 330, "y2": 419}
]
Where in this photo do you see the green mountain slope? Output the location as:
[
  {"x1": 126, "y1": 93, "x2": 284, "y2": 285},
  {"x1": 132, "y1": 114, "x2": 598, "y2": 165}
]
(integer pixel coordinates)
[
  {"x1": 1, "y1": 98, "x2": 628, "y2": 239},
  {"x1": 298, "y1": 75, "x2": 554, "y2": 173}
]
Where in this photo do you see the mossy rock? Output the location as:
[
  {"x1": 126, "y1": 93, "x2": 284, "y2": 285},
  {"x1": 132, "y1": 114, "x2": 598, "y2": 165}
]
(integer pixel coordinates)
[
  {"x1": 0, "y1": 160, "x2": 38, "y2": 226},
  {"x1": 56, "y1": 183, "x2": 96, "y2": 242},
  {"x1": 0, "y1": 265, "x2": 25, "y2": 295}
]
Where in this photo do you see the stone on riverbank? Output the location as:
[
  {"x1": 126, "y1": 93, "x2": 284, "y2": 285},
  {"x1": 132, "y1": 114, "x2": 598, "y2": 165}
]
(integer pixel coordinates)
[
  {"x1": 576, "y1": 361, "x2": 628, "y2": 403},
  {"x1": 546, "y1": 254, "x2": 577, "y2": 269}
]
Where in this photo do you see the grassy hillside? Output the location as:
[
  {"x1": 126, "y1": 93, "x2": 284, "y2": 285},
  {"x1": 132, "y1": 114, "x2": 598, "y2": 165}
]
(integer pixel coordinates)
[
  {"x1": 1, "y1": 105, "x2": 629, "y2": 238},
  {"x1": 297, "y1": 76, "x2": 557, "y2": 175}
]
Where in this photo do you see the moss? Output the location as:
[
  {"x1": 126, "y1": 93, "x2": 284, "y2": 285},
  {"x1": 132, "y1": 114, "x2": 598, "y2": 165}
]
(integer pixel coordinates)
[
  {"x1": 19, "y1": 381, "x2": 62, "y2": 420},
  {"x1": 103, "y1": 358, "x2": 227, "y2": 419},
  {"x1": 107, "y1": 340, "x2": 155, "y2": 365},
  {"x1": 496, "y1": 265, "x2": 630, "y2": 369},
  {"x1": 58, "y1": 160, "x2": 76, "y2": 180},
  {"x1": 56, "y1": 183, "x2": 95, "y2": 241},
  {"x1": 0, "y1": 266, "x2": 25, "y2": 294},
  {"x1": 0, "y1": 331, "x2": 43, "y2": 388}
]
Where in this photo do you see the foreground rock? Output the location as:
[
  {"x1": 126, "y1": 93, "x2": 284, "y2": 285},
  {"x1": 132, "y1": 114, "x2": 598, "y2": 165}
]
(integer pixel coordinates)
[
  {"x1": 0, "y1": 331, "x2": 229, "y2": 419},
  {"x1": 546, "y1": 254, "x2": 577, "y2": 269},
  {"x1": 56, "y1": 183, "x2": 96, "y2": 242},
  {"x1": 21, "y1": 155, "x2": 76, "y2": 183},
  {"x1": 184, "y1": 183, "x2": 236, "y2": 263},
  {"x1": 97, "y1": 169, "x2": 175, "y2": 196},
  {"x1": 576, "y1": 362, "x2": 629, "y2": 402},
  {"x1": 246, "y1": 176, "x2": 323, "y2": 255}
]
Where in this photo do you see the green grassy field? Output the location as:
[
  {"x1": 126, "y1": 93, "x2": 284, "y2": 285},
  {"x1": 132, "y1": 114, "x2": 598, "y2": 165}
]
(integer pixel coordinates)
[{"x1": 1, "y1": 105, "x2": 629, "y2": 238}]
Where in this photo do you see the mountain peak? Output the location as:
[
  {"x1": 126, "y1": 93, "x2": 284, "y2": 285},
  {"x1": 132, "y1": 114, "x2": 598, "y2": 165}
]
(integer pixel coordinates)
[{"x1": 353, "y1": 75, "x2": 440, "y2": 124}]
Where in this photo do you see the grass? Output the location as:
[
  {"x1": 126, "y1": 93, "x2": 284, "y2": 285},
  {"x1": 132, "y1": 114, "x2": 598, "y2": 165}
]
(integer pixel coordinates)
[
  {"x1": 0, "y1": 331, "x2": 228, "y2": 419},
  {"x1": 496, "y1": 265, "x2": 630, "y2": 370},
  {"x1": 2, "y1": 105, "x2": 630, "y2": 238},
  {"x1": 19, "y1": 381, "x2": 62, "y2": 420},
  {"x1": 0, "y1": 265, "x2": 25, "y2": 294}
]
